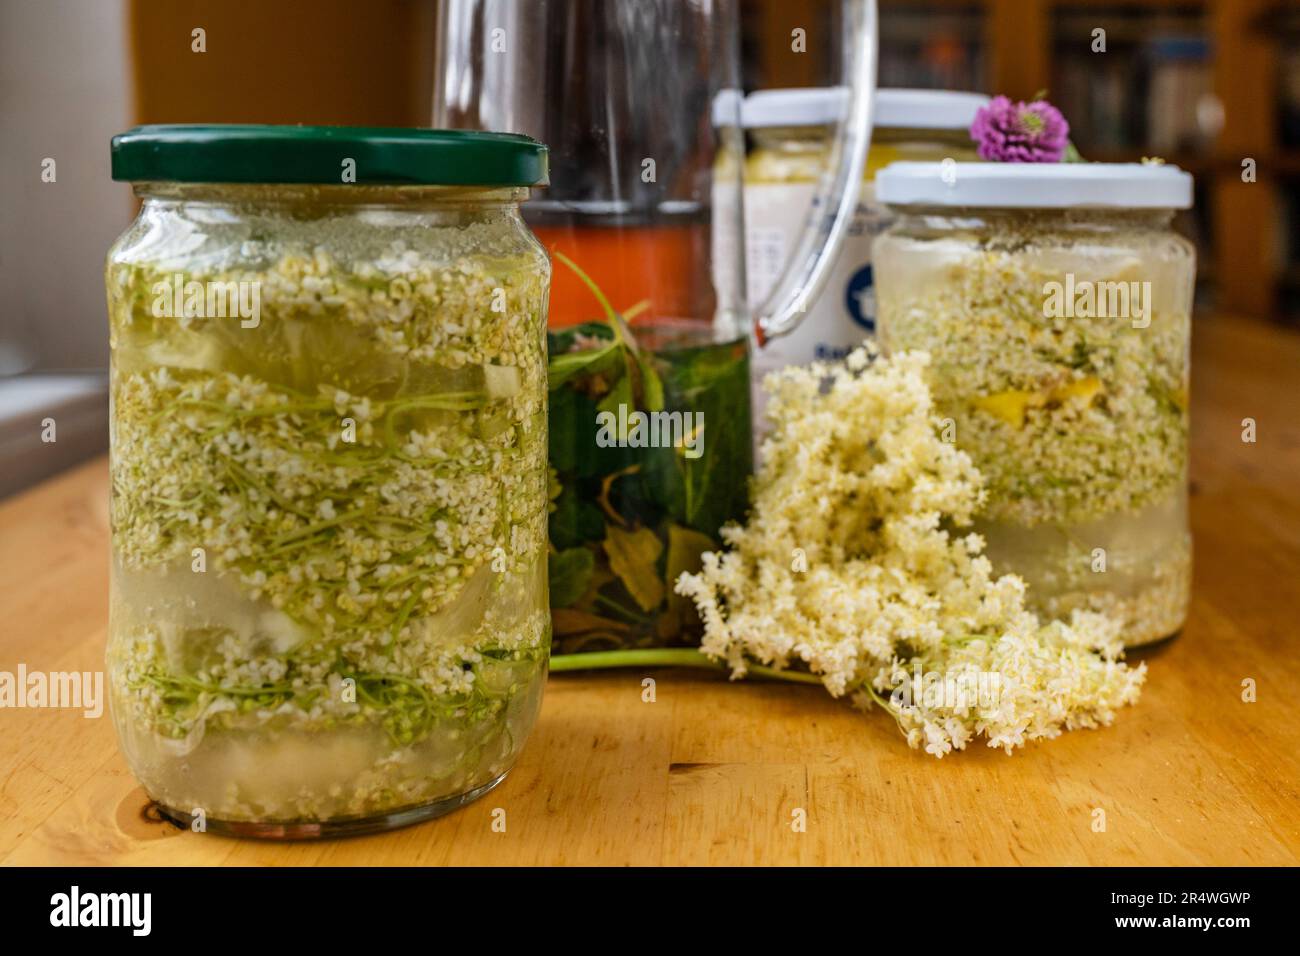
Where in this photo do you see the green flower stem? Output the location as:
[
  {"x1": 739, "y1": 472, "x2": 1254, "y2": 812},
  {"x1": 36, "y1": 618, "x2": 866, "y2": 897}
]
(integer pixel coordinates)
[{"x1": 548, "y1": 648, "x2": 824, "y2": 685}]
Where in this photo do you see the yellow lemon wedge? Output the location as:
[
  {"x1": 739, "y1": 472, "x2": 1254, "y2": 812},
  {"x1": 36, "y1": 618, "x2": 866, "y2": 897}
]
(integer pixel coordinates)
[
  {"x1": 974, "y1": 376, "x2": 1105, "y2": 428},
  {"x1": 973, "y1": 390, "x2": 1038, "y2": 428},
  {"x1": 1050, "y1": 375, "x2": 1104, "y2": 404}
]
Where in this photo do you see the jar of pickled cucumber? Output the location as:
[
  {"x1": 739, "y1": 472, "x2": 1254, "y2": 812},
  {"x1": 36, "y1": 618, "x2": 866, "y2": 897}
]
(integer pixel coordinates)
[
  {"x1": 874, "y1": 161, "x2": 1195, "y2": 648},
  {"x1": 742, "y1": 88, "x2": 987, "y2": 442},
  {"x1": 105, "y1": 125, "x2": 552, "y2": 837}
]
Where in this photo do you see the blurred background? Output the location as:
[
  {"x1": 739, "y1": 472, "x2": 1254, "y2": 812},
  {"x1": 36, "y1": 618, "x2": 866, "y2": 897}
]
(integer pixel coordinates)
[{"x1": 1, "y1": 0, "x2": 1297, "y2": 496}]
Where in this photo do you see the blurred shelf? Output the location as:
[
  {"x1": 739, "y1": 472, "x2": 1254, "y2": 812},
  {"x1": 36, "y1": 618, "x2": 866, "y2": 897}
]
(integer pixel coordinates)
[{"x1": 879, "y1": 1, "x2": 986, "y2": 91}]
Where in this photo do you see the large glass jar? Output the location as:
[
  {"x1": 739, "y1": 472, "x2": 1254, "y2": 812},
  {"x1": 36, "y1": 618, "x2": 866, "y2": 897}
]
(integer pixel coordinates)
[
  {"x1": 435, "y1": 1, "x2": 883, "y2": 657},
  {"x1": 874, "y1": 162, "x2": 1195, "y2": 648},
  {"x1": 105, "y1": 126, "x2": 552, "y2": 837}
]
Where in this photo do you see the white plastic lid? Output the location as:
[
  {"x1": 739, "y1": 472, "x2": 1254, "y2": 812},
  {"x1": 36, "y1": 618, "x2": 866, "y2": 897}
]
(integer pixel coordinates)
[
  {"x1": 711, "y1": 88, "x2": 744, "y2": 128},
  {"x1": 876, "y1": 89, "x2": 990, "y2": 130},
  {"x1": 742, "y1": 87, "x2": 989, "y2": 131},
  {"x1": 875, "y1": 161, "x2": 1194, "y2": 209}
]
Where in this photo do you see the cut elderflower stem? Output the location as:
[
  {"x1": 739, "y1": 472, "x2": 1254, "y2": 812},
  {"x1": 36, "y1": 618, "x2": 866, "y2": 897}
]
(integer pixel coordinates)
[{"x1": 548, "y1": 648, "x2": 825, "y2": 685}]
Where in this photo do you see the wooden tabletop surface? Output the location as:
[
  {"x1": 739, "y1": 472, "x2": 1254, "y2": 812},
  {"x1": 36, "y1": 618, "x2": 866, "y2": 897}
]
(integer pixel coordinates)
[{"x1": 2, "y1": 314, "x2": 1298, "y2": 867}]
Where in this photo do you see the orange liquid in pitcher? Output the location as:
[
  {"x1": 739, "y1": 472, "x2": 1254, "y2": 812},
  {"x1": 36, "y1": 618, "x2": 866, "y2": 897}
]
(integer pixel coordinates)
[{"x1": 531, "y1": 223, "x2": 715, "y2": 328}]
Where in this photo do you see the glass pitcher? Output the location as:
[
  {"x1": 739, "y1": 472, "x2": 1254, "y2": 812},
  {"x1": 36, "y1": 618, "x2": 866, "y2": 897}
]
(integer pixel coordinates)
[{"x1": 435, "y1": 0, "x2": 878, "y2": 654}]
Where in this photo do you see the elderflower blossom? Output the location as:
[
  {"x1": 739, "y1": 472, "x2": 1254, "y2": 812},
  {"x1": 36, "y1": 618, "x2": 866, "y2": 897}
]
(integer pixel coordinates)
[{"x1": 675, "y1": 346, "x2": 1145, "y2": 756}]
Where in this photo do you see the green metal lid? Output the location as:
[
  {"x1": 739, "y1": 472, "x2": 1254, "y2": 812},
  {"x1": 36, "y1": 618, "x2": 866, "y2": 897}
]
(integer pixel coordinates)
[{"x1": 110, "y1": 124, "x2": 549, "y2": 187}]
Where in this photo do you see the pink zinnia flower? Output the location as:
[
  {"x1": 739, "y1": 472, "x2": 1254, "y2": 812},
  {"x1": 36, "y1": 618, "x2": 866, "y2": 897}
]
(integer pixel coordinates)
[{"x1": 970, "y1": 96, "x2": 1070, "y2": 163}]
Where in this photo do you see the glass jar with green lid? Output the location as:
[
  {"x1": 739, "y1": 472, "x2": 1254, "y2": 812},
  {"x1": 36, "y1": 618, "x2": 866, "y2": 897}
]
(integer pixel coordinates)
[
  {"x1": 106, "y1": 125, "x2": 552, "y2": 837},
  {"x1": 874, "y1": 161, "x2": 1195, "y2": 648}
]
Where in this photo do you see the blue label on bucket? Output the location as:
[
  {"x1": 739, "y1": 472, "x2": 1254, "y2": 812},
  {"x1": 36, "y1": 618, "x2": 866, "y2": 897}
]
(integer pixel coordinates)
[{"x1": 845, "y1": 263, "x2": 875, "y2": 333}]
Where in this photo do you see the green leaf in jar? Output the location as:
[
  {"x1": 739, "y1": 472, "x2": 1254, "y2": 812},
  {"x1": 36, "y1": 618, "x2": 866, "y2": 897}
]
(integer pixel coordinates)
[
  {"x1": 547, "y1": 340, "x2": 623, "y2": 390},
  {"x1": 666, "y1": 523, "x2": 716, "y2": 593},
  {"x1": 549, "y1": 486, "x2": 606, "y2": 549},
  {"x1": 636, "y1": 352, "x2": 665, "y2": 413},
  {"x1": 597, "y1": 373, "x2": 634, "y2": 433},
  {"x1": 549, "y1": 547, "x2": 595, "y2": 608},
  {"x1": 602, "y1": 524, "x2": 665, "y2": 612},
  {"x1": 550, "y1": 607, "x2": 636, "y2": 654},
  {"x1": 662, "y1": 522, "x2": 717, "y2": 637}
]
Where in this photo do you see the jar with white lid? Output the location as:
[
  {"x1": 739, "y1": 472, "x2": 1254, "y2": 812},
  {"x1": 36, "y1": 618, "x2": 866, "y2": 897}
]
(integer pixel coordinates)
[
  {"x1": 742, "y1": 89, "x2": 988, "y2": 441},
  {"x1": 873, "y1": 161, "x2": 1195, "y2": 648}
]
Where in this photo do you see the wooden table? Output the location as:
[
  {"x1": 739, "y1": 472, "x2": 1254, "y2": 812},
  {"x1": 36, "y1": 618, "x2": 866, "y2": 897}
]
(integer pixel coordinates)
[{"x1": 2, "y1": 315, "x2": 1298, "y2": 866}]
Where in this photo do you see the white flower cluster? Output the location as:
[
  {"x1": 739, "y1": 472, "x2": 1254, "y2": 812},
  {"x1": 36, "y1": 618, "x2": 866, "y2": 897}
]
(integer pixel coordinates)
[{"x1": 675, "y1": 347, "x2": 1146, "y2": 756}]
